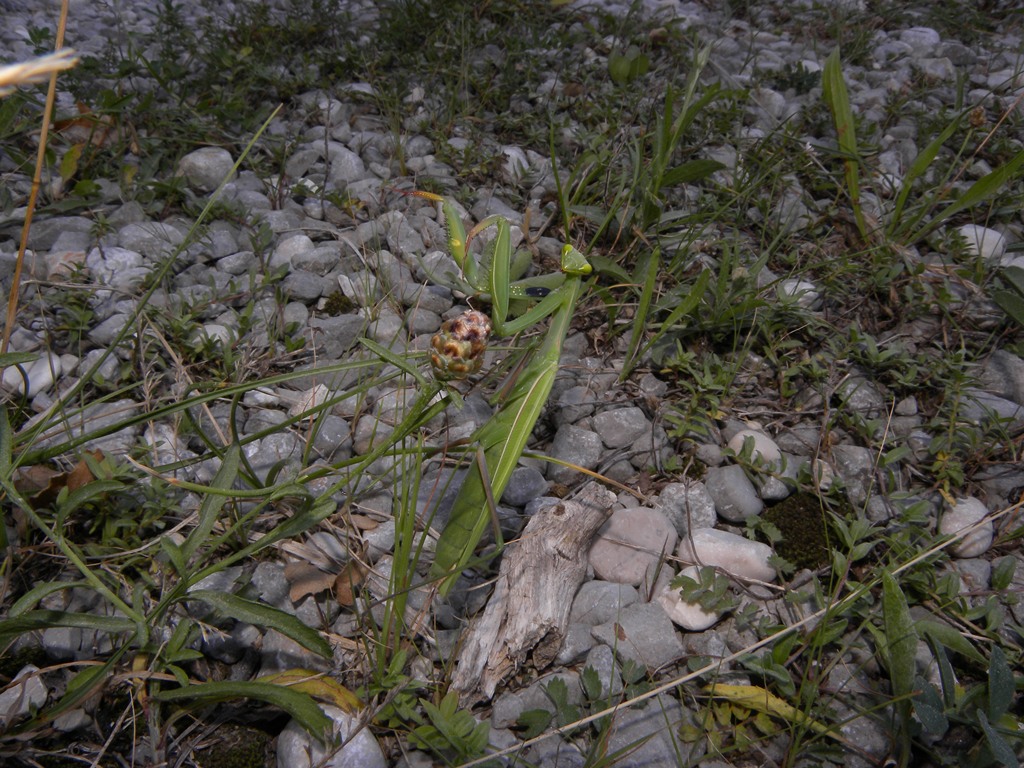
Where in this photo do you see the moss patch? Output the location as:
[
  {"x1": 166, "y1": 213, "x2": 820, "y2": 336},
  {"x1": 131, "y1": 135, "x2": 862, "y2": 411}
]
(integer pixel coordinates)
[{"x1": 761, "y1": 492, "x2": 833, "y2": 570}]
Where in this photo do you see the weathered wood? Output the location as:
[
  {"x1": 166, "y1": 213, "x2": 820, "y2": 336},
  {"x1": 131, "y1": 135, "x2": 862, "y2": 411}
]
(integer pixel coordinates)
[{"x1": 451, "y1": 482, "x2": 614, "y2": 703}]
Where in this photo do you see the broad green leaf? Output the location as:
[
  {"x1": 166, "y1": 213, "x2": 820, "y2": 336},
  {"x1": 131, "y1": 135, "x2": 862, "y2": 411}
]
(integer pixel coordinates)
[
  {"x1": 882, "y1": 569, "x2": 917, "y2": 746},
  {"x1": 1000, "y1": 265, "x2": 1024, "y2": 295},
  {"x1": 990, "y1": 556, "x2": 1016, "y2": 591},
  {"x1": 882, "y1": 573, "x2": 918, "y2": 695},
  {"x1": 154, "y1": 680, "x2": 331, "y2": 742},
  {"x1": 59, "y1": 143, "x2": 84, "y2": 182},
  {"x1": 916, "y1": 615, "x2": 986, "y2": 665},
  {"x1": 987, "y1": 645, "x2": 1014, "y2": 720},
  {"x1": 0, "y1": 351, "x2": 41, "y2": 368},
  {"x1": 912, "y1": 677, "x2": 949, "y2": 735},
  {"x1": 822, "y1": 46, "x2": 868, "y2": 241},
  {"x1": 187, "y1": 590, "x2": 331, "y2": 658},
  {"x1": 658, "y1": 158, "x2": 726, "y2": 189},
  {"x1": 976, "y1": 709, "x2": 1018, "y2": 767},
  {"x1": 993, "y1": 290, "x2": 1024, "y2": 327}
]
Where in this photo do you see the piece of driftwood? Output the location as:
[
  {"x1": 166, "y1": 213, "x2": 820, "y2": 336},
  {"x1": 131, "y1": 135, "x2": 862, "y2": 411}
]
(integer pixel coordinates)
[{"x1": 451, "y1": 482, "x2": 614, "y2": 703}]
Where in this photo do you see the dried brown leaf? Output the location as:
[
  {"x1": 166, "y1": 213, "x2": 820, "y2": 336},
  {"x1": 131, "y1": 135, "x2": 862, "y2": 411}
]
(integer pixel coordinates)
[
  {"x1": 333, "y1": 560, "x2": 369, "y2": 607},
  {"x1": 284, "y1": 561, "x2": 336, "y2": 603}
]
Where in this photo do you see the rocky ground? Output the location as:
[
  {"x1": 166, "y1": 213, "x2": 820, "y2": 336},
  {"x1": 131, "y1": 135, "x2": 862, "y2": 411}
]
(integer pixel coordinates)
[{"x1": 1, "y1": 1, "x2": 1023, "y2": 767}]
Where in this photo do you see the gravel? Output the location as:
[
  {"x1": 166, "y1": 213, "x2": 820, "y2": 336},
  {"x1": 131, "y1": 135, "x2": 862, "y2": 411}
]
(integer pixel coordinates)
[{"x1": 2, "y1": 0, "x2": 1023, "y2": 766}]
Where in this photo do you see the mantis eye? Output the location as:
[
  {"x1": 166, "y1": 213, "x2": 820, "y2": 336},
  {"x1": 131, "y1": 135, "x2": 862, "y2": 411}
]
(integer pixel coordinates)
[{"x1": 560, "y1": 244, "x2": 593, "y2": 275}]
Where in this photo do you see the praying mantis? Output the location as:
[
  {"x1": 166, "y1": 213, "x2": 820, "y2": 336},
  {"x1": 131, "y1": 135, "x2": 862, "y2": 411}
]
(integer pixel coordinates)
[{"x1": 411, "y1": 191, "x2": 593, "y2": 596}]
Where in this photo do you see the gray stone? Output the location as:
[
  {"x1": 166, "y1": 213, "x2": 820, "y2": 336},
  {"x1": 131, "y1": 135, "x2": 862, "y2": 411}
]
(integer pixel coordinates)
[
  {"x1": 276, "y1": 704, "x2": 386, "y2": 768},
  {"x1": 583, "y1": 644, "x2": 624, "y2": 699},
  {"x1": 261, "y1": 629, "x2": 330, "y2": 675},
  {"x1": 307, "y1": 315, "x2": 365, "y2": 358},
  {"x1": 251, "y1": 561, "x2": 290, "y2": 608},
  {"x1": 85, "y1": 246, "x2": 150, "y2": 292},
  {"x1": 27, "y1": 398, "x2": 142, "y2": 454},
  {"x1": 554, "y1": 385, "x2": 595, "y2": 426},
  {"x1": 501, "y1": 465, "x2": 548, "y2": 506},
  {"x1": 654, "y1": 481, "x2": 717, "y2": 536},
  {"x1": 117, "y1": 221, "x2": 186, "y2": 257},
  {"x1": 979, "y1": 349, "x2": 1024, "y2": 406},
  {"x1": 592, "y1": 406, "x2": 651, "y2": 449},
  {"x1": 589, "y1": 507, "x2": 677, "y2": 587},
  {"x1": 282, "y1": 269, "x2": 326, "y2": 302},
  {"x1": 178, "y1": 146, "x2": 235, "y2": 192},
  {"x1": 704, "y1": 464, "x2": 763, "y2": 522},
  {"x1": 293, "y1": 243, "x2": 344, "y2": 275},
  {"x1": 311, "y1": 414, "x2": 351, "y2": 460},
  {"x1": 956, "y1": 224, "x2": 1007, "y2": 264},
  {"x1": 569, "y1": 581, "x2": 640, "y2": 626},
  {"x1": 940, "y1": 497, "x2": 994, "y2": 558},
  {"x1": 604, "y1": 693, "x2": 704, "y2": 768},
  {"x1": 215, "y1": 250, "x2": 256, "y2": 274},
  {"x1": 831, "y1": 444, "x2": 876, "y2": 506},
  {"x1": 960, "y1": 388, "x2": 1024, "y2": 430},
  {"x1": 591, "y1": 602, "x2": 684, "y2": 671},
  {"x1": 547, "y1": 425, "x2": 604, "y2": 484},
  {"x1": 835, "y1": 375, "x2": 888, "y2": 417},
  {"x1": 0, "y1": 665, "x2": 47, "y2": 727}
]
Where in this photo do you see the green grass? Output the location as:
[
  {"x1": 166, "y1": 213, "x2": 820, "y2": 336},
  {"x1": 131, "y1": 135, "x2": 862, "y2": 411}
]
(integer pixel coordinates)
[{"x1": 2, "y1": 1, "x2": 1023, "y2": 766}]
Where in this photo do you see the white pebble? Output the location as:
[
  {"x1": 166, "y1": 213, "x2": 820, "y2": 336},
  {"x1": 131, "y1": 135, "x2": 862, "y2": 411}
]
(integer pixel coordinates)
[
  {"x1": 939, "y1": 497, "x2": 993, "y2": 558},
  {"x1": 656, "y1": 566, "x2": 724, "y2": 631},
  {"x1": 727, "y1": 428, "x2": 782, "y2": 463},
  {"x1": 676, "y1": 528, "x2": 776, "y2": 583}
]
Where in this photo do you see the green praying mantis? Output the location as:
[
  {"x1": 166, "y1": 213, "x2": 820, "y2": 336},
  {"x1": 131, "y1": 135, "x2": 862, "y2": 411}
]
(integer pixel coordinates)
[{"x1": 410, "y1": 191, "x2": 593, "y2": 596}]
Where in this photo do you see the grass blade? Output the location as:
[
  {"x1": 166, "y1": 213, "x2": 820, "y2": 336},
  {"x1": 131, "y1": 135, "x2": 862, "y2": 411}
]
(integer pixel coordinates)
[
  {"x1": 906, "y1": 148, "x2": 1024, "y2": 244},
  {"x1": 181, "y1": 442, "x2": 240, "y2": 562},
  {"x1": 822, "y1": 46, "x2": 868, "y2": 241},
  {"x1": 187, "y1": 589, "x2": 331, "y2": 658}
]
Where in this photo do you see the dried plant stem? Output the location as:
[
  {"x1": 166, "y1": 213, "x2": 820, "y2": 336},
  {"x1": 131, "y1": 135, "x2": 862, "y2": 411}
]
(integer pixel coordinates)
[{"x1": 1, "y1": 0, "x2": 73, "y2": 356}]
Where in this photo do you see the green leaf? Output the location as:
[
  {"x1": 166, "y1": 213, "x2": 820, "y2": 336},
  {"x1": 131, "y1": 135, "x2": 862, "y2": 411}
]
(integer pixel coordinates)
[
  {"x1": 976, "y1": 708, "x2": 1018, "y2": 767},
  {"x1": 912, "y1": 677, "x2": 948, "y2": 735},
  {"x1": 0, "y1": 351, "x2": 41, "y2": 368},
  {"x1": 187, "y1": 590, "x2": 331, "y2": 658},
  {"x1": 59, "y1": 143, "x2": 83, "y2": 182},
  {"x1": 181, "y1": 443, "x2": 240, "y2": 562},
  {"x1": 154, "y1": 681, "x2": 331, "y2": 743},
  {"x1": 909, "y1": 149, "x2": 1024, "y2": 243},
  {"x1": 987, "y1": 645, "x2": 1014, "y2": 720},
  {"x1": 658, "y1": 158, "x2": 726, "y2": 189},
  {"x1": 9, "y1": 581, "x2": 88, "y2": 617},
  {"x1": 1000, "y1": 265, "x2": 1024, "y2": 295},
  {"x1": 581, "y1": 665, "x2": 604, "y2": 702},
  {"x1": 917, "y1": 615, "x2": 987, "y2": 665},
  {"x1": 993, "y1": 289, "x2": 1024, "y2": 327},
  {"x1": 990, "y1": 557, "x2": 1016, "y2": 591},
  {"x1": 0, "y1": 609, "x2": 135, "y2": 648},
  {"x1": 882, "y1": 571, "x2": 917, "y2": 734},
  {"x1": 822, "y1": 45, "x2": 868, "y2": 241},
  {"x1": 516, "y1": 709, "x2": 553, "y2": 740}
]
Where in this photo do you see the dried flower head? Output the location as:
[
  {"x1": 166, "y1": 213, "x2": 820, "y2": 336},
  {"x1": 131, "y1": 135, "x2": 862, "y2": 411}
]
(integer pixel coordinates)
[{"x1": 430, "y1": 309, "x2": 492, "y2": 381}]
